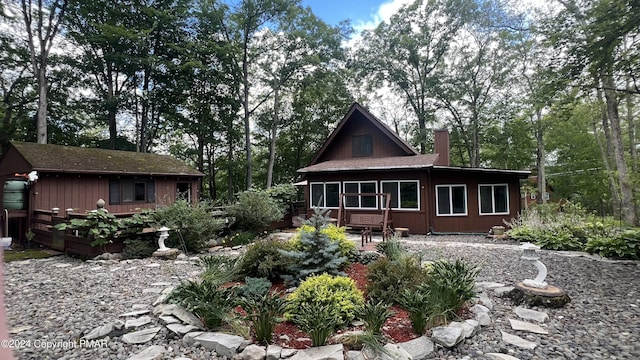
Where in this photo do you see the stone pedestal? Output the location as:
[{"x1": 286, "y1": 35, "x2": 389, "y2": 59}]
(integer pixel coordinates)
[
  {"x1": 508, "y1": 282, "x2": 571, "y2": 308},
  {"x1": 152, "y1": 248, "x2": 181, "y2": 260}
]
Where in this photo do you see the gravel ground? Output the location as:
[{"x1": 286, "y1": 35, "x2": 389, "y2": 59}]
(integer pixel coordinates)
[{"x1": 3, "y1": 234, "x2": 640, "y2": 359}]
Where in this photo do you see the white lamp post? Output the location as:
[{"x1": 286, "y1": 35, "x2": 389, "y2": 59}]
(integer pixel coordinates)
[
  {"x1": 520, "y1": 242, "x2": 548, "y2": 289},
  {"x1": 157, "y1": 226, "x2": 171, "y2": 251}
]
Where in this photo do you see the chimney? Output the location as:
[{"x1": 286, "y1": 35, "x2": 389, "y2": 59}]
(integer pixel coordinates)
[{"x1": 434, "y1": 129, "x2": 450, "y2": 166}]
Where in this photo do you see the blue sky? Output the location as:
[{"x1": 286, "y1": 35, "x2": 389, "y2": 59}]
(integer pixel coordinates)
[{"x1": 300, "y1": 0, "x2": 413, "y2": 32}]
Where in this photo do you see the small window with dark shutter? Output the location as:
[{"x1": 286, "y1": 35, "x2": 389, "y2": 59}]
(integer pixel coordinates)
[
  {"x1": 109, "y1": 180, "x2": 120, "y2": 205},
  {"x1": 147, "y1": 180, "x2": 156, "y2": 203}
]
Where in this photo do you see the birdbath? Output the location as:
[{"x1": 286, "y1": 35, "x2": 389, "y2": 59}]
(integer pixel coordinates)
[
  {"x1": 520, "y1": 242, "x2": 548, "y2": 289},
  {"x1": 156, "y1": 226, "x2": 171, "y2": 251}
]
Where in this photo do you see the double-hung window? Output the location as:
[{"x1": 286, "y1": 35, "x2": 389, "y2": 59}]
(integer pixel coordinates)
[
  {"x1": 109, "y1": 179, "x2": 155, "y2": 205},
  {"x1": 343, "y1": 181, "x2": 377, "y2": 208},
  {"x1": 479, "y1": 184, "x2": 509, "y2": 215},
  {"x1": 381, "y1": 180, "x2": 419, "y2": 210},
  {"x1": 310, "y1": 182, "x2": 340, "y2": 208},
  {"x1": 436, "y1": 185, "x2": 467, "y2": 216}
]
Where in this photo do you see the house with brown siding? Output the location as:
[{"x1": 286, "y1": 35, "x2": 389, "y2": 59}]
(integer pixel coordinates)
[
  {"x1": 0, "y1": 141, "x2": 203, "y2": 245},
  {"x1": 297, "y1": 103, "x2": 530, "y2": 234}
]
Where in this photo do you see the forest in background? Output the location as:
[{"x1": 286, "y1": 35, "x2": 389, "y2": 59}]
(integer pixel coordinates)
[{"x1": 0, "y1": 0, "x2": 638, "y2": 224}]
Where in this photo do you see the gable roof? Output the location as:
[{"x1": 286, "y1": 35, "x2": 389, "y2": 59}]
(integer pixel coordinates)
[
  {"x1": 299, "y1": 154, "x2": 439, "y2": 173},
  {"x1": 8, "y1": 141, "x2": 203, "y2": 177},
  {"x1": 308, "y1": 102, "x2": 418, "y2": 166}
]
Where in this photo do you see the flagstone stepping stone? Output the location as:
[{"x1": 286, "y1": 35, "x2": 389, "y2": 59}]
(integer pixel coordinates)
[
  {"x1": 150, "y1": 281, "x2": 172, "y2": 286},
  {"x1": 508, "y1": 318, "x2": 549, "y2": 334},
  {"x1": 514, "y1": 307, "x2": 549, "y2": 323},
  {"x1": 110, "y1": 267, "x2": 123, "y2": 272},
  {"x1": 125, "y1": 315, "x2": 152, "y2": 329},
  {"x1": 159, "y1": 315, "x2": 180, "y2": 324},
  {"x1": 182, "y1": 331, "x2": 204, "y2": 346},
  {"x1": 500, "y1": 331, "x2": 537, "y2": 350},
  {"x1": 142, "y1": 288, "x2": 163, "y2": 294},
  {"x1": 84, "y1": 323, "x2": 117, "y2": 340},
  {"x1": 132, "y1": 304, "x2": 148, "y2": 310},
  {"x1": 126, "y1": 345, "x2": 165, "y2": 360},
  {"x1": 14, "y1": 260, "x2": 31, "y2": 265},
  {"x1": 153, "y1": 304, "x2": 202, "y2": 328},
  {"x1": 144, "y1": 263, "x2": 161, "y2": 268},
  {"x1": 71, "y1": 265, "x2": 84, "y2": 270},
  {"x1": 166, "y1": 323, "x2": 199, "y2": 336},
  {"x1": 9, "y1": 325, "x2": 33, "y2": 334},
  {"x1": 125, "y1": 266, "x2": 138, "y2": 271},
  {"x1": 120, "y1": 309, "x2": 151, "y2": 317},
  {"x1": 494, "y1": 286, "x2": 515, "y2": 297},
  {"x1": 122, "y1": 327, "x2": 161, "y2": 344},
  {"x1": 476, "y1": 281, "x2": 506, "y2": 289},
  {"x1": 90, "y1": 266, "x2": 102, "y2": 271},
  {"x1": 290, "y1": 344, "x2": 344, "y2": 360},
  {"x1": 486, "y1": 354, "x2": 521, "y2": 360},
  {"x1": 194, "y1": 332, "x2": 250, "y2": 357},
  {"x1": 53, "y1": 263, "x2": 72, "y2": 268}
]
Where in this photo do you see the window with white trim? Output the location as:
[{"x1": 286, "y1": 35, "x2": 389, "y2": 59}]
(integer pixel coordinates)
[
  {"x1": 343, "y1": 181, "x2": 378, "y2": 208},
  {"x1": 310, "y1": 182, "x2": 340, "y2": 208},
  {"x1": 479, "y1": 184, "x2": 509, "y2": 215},
  {"x1": 381, "y1": 180, "x2": 420, "y2": 210},
  {"x1": 436, "y1": 185, "x2": 467, "y2": 216}
]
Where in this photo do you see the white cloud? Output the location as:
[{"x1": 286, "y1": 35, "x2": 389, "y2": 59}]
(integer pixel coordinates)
[{"x1": 352, "y1": 0, "x2": 413, "y2": 33}]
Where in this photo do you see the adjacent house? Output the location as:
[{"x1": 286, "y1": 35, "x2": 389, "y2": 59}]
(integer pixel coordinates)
[
  {"x1": 297, "y1": 103, "x2": 530, "y2": 234},
  {"x1": 0, "y1": 141, "x2": 203, "y2": 247}
]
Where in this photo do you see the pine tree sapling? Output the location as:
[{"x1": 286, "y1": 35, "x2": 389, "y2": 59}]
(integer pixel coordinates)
[{"x1": 281, "y1": 207, "x2": 347, "y2": 284}]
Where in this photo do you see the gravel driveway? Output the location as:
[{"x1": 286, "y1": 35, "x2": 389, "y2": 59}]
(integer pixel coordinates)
[{"x1": 3, "y1": 234, "x2": 640, "y2": 359}]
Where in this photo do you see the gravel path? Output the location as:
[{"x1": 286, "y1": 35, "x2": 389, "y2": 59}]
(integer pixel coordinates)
[{"x1": 4, "y1": 234, "x2": 640, "y2": 359}]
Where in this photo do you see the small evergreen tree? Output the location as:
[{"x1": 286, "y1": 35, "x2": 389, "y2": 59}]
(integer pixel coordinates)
[{"x1": 282, "y1": 207, "x2": 347, "y2": 285}]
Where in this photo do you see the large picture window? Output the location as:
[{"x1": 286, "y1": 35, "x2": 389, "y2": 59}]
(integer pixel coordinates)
[
  {"x1": 479, "y1": 184, "x2": 509, "y2": 215},
  {"x1": 310, "y1": 182, "x2": 340, "y2": 208},
  {"x1": 381, "y1": 180, "x2": 419, "y2": 210},
  {"x1": 343, "y1": 181, "x2": 378, "y2": 208},
  {"x1": 109, "y1": 179, "x2": 155, "y2": 205},
  {"x1": 436, "y1": 185, "x2": 467, "y2": 216}
]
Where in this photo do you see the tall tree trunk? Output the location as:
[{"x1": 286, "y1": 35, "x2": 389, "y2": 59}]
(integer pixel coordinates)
[
  {"x1": 593, "y1": 97, "x2": 618, "y2": 216},
  {"x1": 242, "y1": 39, "x2": 252, "y2": 190},
  {"x1": 266, "y1": 82, "x2": 279, "y2": 189},
  {"x1": 36, "y1": 68, "x2": 47, "y2": 144},
  {"x1": 107, "y1": 66, "x2": 117, "y2": 149},
  {"x1": 602, "y1": 73, "x2": 636, "y2": 224},
  {"x1": 533, "y1": 109, "x2": 546, "y2": 204},
  {"x1": 139, "y1": 69, "x2": 150, "y2": 153}
]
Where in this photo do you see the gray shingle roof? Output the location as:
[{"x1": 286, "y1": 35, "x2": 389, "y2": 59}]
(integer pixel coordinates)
[
  {"x1": 298, "y1": 154, "x2": 440, "y2": 173},
  {"x1": 11, "y1": 141, "x2": 203, "y2": 176}
]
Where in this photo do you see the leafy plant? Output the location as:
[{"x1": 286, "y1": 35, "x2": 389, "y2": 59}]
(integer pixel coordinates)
[
  {"x1": 55, "y1": 209, "x2": 120, "y2": 246},
  {"x1": 199, "y1": 255, "x2": 242, "y2": 284},
  {"x1": 166, "y1": 279, "x2": 234, "y2": 329},
  {"x1": 221, "y1": 231, "x2": 258, "y2": 247},
  {"x1": 238, "y1": 239, "x2": 294, "y2": 281},
  {"x1": 292, "y1": 302, "x2": 341, "y2": 347},
  {"x1": 426, "y1": 259, "x2": 479, "y2": 324},
  {"x1": 356, "y1": 300, "x2": 394, "y2": 335},
  {"x1": 375, "y1": 236, "x2": 407, "y2": 261},
  {"x1": 227, "y1": 189, "x2": 286, "y2": 232},
  {"x1": 286, "y1": 273, "x2": 364, "y2": 327},
  {"x1": 398, "y1": 288, "x2": 429, "y2": 334},
  {"x1": 366, "y1": 255, "x2": 429, "y2": 304},
  {"x1": 585, "y1": 230, "x2": 640, "y2": 260},
  {"x1": 281, "y1": 208, "x2": 348, "y2": 284},
  {"x1": 122, "y1": 236, "x2": 157, "y2": 259},
  {"x1": 236, "y1": 278, "x2": 286, "y2": 345},
  {"x1": 152, "y1": 200, "x2": 225, "y2": 252}
]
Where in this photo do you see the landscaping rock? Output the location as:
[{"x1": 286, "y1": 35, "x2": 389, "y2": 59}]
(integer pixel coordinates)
[
  {"x1": 493, "y1": 286, "x2": 515, "y2": 297},
  {"x1": 398, "y1": 335, "x2": 434, "y2": 359},
  {"x1": 182, "y1": 331, "x2": 204, "y2": 346},
  {"x1": 194, "y1": 332, "x2": 250, "y2": 357},
  {"x1": 152, "y1": 248, "x2": 181, "y2": 260},
  {"x1": 281, "y1": 348, "x2": 298, "y2": 358},
  {"x1": 514, "y1": 307, "x2": 549, "y2": 323},
  {"x1": 239, "y1": 344, "x2": 267, "y2": 360},
  {"x1": 470, "y1": 304, "x2": 491, "y2": 326},
  {"x1": 120, "y1": 309, "x2": 151, "y2": 317},
  {"x1": 84, "y1": 323, "x2": 115, "y2": 340},
  {"x1": 289, "y1": 344, "x2": 344, "y2": 360},
  {"x1": 449, "y1": 320, "x2": 479, "y2": 339},
  {"x1": 266, "y1": 345, "x2": 282, "y2": 360},
  {"x1": 166, "y1": 323, "x2": 199, "y2": 336},
  {"x1": 126, "y1": 345, "x2": 165, "y2": 360},
  {"x1": 508, "y1": 318, "x2": 549, "y2": 334},
  {"x1": 500, "y1": 331, "x2": 537, "y2": 350},
  {"x1": 485, "y1": 353, "x2": 521, "y2": 360},
  {"x1": 122, "y1": 327, "x2": 161, "y2": 344},
  {"x1": 431, "y1": 326, "x2": 465, "y2": 348},
  {"x1": 345, "y1": 350, "x2": 365, "y2": 360},
  {"x1": 125, "y1": 315, "x2": 152, "y2": 329},
  {"x1": 153, "y1": 304, "x2": 202, "y2": 328}
]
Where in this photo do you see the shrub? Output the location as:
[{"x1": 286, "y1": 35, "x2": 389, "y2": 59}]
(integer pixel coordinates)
[
  {"x1": 166, "y1": 279, "x2": 234, "y2": 329},
  {"x1": 585, "y1": 229, "x2": 640, "y2": 260},
  {"x1": 122, "y1": 236, "x2": 157, "y2": 259},
  {"x1": 221, "y1": 231, "x2": 258, "y2": 247},
  {"x1": 398, "y1": 288, "x2": 429, "y2": 334},
  {"x1": 199, "y1": 255, "x2": 242, "y2": 284},
  {"x1": 292, "y1": 302, "x2": 340, "y2": 347},
  {"x1": 375, "y1": 236, "x2": 407, "y2": 261},
  {"x1": 227, "y1": 189, "x2": 285, "y2": 232},
  {"x1": 152, "y1": 200, "x2": 225, "y2": 252},
  {"x1": 366, "y1": 255, "x2": 429, "y2": 304},
  {"x1": 286, "y1": 273, "x2": 364, "y2": 327},
  {"x1": 239, "y1": 239, "x2": 294, "y2": 282},
  {"x1": 356, "y1": 300, "x2": 394, "y2": 335},
  {"x1": 281, "y1": 208, "x2": 348, "y2": 284},
  {"x1": 289, "y1": 223, "x2": 356, "y2": 262},
  {"x1": 236, "y1": 278, "x2": 286, "y2": 345},
  {"x1": 426, "y1": 259, "x2": 479, "y2": 324}
]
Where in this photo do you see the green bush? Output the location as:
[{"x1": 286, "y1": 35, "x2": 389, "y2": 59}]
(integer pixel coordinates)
[
  {"x1": 585, "y1": 229, "x2": 640, "y2": 260},
  {"x1": 291, "y1": 302, "x2": 341, "y2": 347},
  {"x1": 289, "y1": 223, "x2": 356, "y2": 261},
  {"x1": 286, "y1": 273, "x2": 364, "y2": 327},
  {"x1": 239, "y1": 239, "x2": 294, "y2": 281},
  {"x1": 227, "y1": 189, "x2": 285, "y2": 232},
  {"x1": 426, "y1": 259, "x2": 479, "y2": 324},
  {"x1": 236, "y1": 278, "x2": 286, "y2": 345},
  {"x1": 221, "y1": 231, "x2": 258, "y2": 247},
  {"x1": 122, "y1": 235, "x2": 157, "y2": 259},
  {"x1": 152, "y1": 200, "x2": 225, "y2": 252},
  {"x1": 375, "y1": 236, "x2": 407, "y2": 261},
  {"x1": 398, "y1": 288, "x2": 429, "y2": 334},
  {"x1": 366, "y1": 255, "x2": 429, "y2": 304},
  {"x1": 166, "y1": 279, "x2": 234, "y2": 329},
  {"x1": 356, "y1": 300, "x2": 394, "y2": 335},
  {"x1": 281, "y1": 208, "x2": 348, "y2": 284}
]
